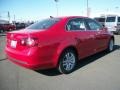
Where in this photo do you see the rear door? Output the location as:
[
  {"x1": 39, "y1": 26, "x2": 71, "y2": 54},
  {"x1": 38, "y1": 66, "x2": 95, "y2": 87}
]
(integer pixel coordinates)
[{"x1": 85, "y1": 18, "x2": 109, "y2": 52}]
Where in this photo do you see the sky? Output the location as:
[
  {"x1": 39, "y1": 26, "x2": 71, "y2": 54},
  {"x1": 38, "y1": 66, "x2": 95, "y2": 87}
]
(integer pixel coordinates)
[{"x1": 0, "y1": 0, "x2": 120, "y2": 22}]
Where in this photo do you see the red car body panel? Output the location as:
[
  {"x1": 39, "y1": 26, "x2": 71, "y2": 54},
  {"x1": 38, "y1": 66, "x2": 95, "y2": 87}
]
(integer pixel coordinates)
[{"x1": 5, "y1": 16, "x2": 114, "y2": 70}]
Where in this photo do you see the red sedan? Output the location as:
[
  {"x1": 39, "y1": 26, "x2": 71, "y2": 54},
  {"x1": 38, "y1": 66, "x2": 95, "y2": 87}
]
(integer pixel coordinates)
[{"x1": 5, "y1": 16, "x2": 114, "y2": 74}]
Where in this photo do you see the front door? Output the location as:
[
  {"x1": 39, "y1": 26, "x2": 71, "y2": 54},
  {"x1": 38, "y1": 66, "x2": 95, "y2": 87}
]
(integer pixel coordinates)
[
  {"x1": 85, "y1": 18, "x2": 108, "y2": 52},
  {"x1": 66, "y1": 18, "x2": 97, "y2": 59}
]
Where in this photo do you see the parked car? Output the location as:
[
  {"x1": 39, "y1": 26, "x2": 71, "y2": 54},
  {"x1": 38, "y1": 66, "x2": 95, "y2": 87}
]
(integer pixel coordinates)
[
  {"x1": 105, "y1": 15, "x2": 120, "y2": 34},
  {"x1": 0, "y1": 24, "x2": 16, "y2": 33},
  {"x1": 15, "y1": 23, "x2": 26, "y2": 30},
  {"x1": 5, "y1": 16, "x2": 114, "y2": 74},
  {"x1": 94, "y1": 17, "x2": 106, "y2": 27},
  {"x1": 3, "y1": 24, "x2": 16, "y2": 31}
]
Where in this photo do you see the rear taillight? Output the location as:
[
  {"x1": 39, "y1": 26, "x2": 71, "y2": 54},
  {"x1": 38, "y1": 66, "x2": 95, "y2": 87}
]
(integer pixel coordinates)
[{"x1": 20, "y1": 37, "x2": 38, "y2": 47}]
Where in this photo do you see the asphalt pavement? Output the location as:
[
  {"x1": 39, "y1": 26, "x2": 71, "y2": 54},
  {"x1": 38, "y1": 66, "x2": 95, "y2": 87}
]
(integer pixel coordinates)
[{"x1": 0, "y1": 34, "x2": 120, "y2": 90}]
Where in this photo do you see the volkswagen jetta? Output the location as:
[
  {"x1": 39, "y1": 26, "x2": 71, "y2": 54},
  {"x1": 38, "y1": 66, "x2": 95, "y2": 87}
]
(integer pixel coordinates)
[{"x1": 5, "y1": 16, "x2": 114, "y2": 74}]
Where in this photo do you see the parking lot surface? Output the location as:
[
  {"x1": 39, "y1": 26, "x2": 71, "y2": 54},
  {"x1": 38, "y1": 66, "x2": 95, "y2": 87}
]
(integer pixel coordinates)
[{"x1": 0, "y1": 35, "x2": 120, "y2": 90}]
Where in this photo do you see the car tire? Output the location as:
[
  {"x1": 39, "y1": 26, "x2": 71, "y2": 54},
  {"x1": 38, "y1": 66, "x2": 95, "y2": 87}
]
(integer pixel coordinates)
[
  {"x1": 107, "y1": 39, "x2": 114, "y2": 52},
  {"x1": 58, "y1": 49, "x2": 77, "y2": 74}
]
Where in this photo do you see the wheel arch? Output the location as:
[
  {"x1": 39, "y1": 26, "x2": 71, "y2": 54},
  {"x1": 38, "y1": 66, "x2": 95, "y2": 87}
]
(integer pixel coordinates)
[{"x1": 56, "y1": 45, "x2": 78, "y2": 67}]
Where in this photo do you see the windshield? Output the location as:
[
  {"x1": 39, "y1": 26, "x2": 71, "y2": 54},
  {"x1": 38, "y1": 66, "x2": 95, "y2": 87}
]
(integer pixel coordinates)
[
  {"x1": 106, "y1": 17, "x2": 116, "y2": 22},
  {"x1": 27, "y1": 18, "x2": 60, "y2": 30},
  {"x1": 118, "y1": 17, "x2": 120, "y2": 22}
]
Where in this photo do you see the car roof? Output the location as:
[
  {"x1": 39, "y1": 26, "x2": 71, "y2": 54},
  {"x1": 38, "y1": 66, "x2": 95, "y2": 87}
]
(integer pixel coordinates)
[{"x1": 54, "y1": 16, "x2": 88, "y2": 20}]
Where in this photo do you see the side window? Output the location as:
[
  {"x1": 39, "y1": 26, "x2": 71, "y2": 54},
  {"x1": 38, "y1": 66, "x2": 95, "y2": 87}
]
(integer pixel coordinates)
[
  {"x1": 66, "y1": 18, "x2": 86, "y2": 31},
  {"x1": 85, "y1": 19, "x2": 102, "y2": 30}
]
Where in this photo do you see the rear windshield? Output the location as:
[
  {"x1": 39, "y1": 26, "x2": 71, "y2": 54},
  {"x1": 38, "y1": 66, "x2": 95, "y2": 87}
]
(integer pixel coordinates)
[
  {"x1": 106, "y1": 17, "x2": 116, "y2": 22},
  {"x1": 118, "y1": 17, "x2": 120, "y2": 22},
  {"x1": 27, "y1": 18, "x2": 60, "y2": 30}
]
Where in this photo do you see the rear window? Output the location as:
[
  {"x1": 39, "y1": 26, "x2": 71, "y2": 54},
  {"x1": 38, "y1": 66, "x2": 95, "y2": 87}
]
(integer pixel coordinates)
[
  {"x1": 27, "y1": 18, "x2": 60, "y2": 30},
  {"x1": 106, "y1": 17, "x2": 116, "y2": 22},
  {"x1": 118, "y1": 17, "x2": 120, "y2": 22}
]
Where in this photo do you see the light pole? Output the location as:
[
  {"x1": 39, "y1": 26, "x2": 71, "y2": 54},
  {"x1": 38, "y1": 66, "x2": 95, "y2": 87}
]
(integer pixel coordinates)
[
  {"x1": 13, "y1": 14, "x2": 16, "y2": 24},
  {"x1": 54, "y1": 0, "x2": 59, "y2": 16},
  {"x1": 8, "y1": 11, "x2": 10, "y2": 23},
  {"x1": 86, "y1": 0, "x2": 89, "y2": 17}
]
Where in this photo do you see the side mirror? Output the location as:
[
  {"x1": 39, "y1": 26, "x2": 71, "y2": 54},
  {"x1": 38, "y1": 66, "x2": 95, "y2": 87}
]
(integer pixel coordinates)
[
  {"x1": 102, "y1": 27, "x2": 108, "y2": 31},
  {"x1": 102, "y1": 24, "x2": 105, "y2": 27},
  {"x1": 100, "y1": 24, "x2": 107, "y2": 31}
]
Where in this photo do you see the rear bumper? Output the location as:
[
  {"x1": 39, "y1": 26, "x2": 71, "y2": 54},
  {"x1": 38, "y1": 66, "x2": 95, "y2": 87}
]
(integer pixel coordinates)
[{"x1": 5, "y1": 47, "x2": 56, "y2": 70}]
